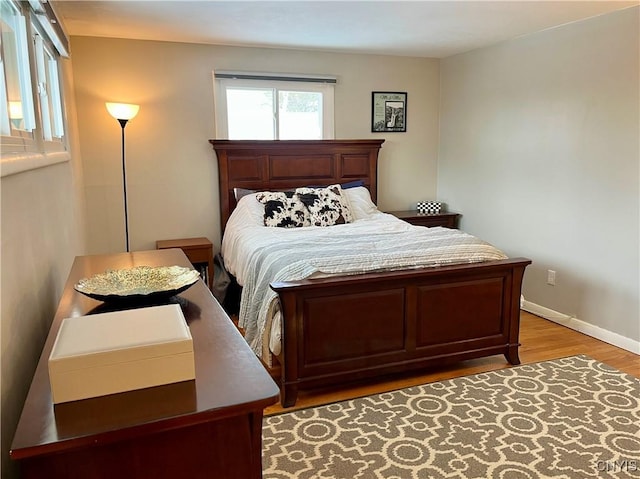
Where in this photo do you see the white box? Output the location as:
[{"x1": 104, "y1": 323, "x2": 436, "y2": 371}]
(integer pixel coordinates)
[{"x1": 49, "y1": 304, "x2": 195, "y2": 404}]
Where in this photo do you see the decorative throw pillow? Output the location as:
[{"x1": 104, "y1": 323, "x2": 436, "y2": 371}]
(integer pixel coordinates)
[
  {"x1": 295, "y1": 184, "x2": 354, "y2": 227},
  {"x1": 255, "y1": 191, "x2": 310, "y2": 228}
]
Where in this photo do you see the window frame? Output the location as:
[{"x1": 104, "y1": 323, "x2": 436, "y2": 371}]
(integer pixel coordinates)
[
  {"x1": 32, "y1": 22, "x2": 66, "y2": 142},
  {"x1": 214, "y1": 75, "x2": 335, "y2": 140}
]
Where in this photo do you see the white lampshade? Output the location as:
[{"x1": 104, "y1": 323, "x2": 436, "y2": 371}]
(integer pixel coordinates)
[
  {"x1": 8, "y1": 101, "x2": 23, "y2": 119},
  {"x1": 106, "y1": 102, "x2": 140, "y2": 121}
]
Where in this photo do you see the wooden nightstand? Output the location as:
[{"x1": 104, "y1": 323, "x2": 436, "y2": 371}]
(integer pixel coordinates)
[
  {"x1": 156, "y1": 237, "x2": 215, "y2": 290},
  {"x1": 388, "y1": 210, "x2": 461, "y2": 229}
]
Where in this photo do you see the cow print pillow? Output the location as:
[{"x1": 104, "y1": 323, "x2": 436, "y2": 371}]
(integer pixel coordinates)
[
  {"x1": 255, "y1": 191, "x2": 310, "y2": 228},
  {"x1": 295, "y1": 184, "x2": 354, "y2": 226}
]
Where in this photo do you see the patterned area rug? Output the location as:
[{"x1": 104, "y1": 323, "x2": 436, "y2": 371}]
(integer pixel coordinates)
[{"x1": 262, "y1": 356, "x2": 640, "y2": 478}]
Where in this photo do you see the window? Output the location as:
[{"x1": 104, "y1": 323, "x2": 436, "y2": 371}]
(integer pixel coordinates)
[
  {"x1": 33, "y1": 28, "x2": 64, "y2": 140},
  {"x1": 1, "y1": 0, "x2": 69, "y2": 177},
  {"x1": 0, "y1": 0, "x2": 35, "y2": 137},
  {"x1": 215, "y1": 72, "x2": 335, "y2": 140}
]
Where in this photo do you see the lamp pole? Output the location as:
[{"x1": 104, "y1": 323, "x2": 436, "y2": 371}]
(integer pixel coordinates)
[{"x1": 118, "y1": 118, "x2": 130, "y2": 252}]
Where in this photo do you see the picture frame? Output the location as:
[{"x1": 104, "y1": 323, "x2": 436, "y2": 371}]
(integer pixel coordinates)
[{"x1": 371, "y1": 91, "x2": 407, "y2": 132}]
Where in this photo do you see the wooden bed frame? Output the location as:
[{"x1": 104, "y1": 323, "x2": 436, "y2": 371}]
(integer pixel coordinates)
[{"x1": 210, "y1": 139, "x2": 531, "y2": 407}]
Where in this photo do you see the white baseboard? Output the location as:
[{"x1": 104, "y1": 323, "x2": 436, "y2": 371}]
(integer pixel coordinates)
[{"x1": 521, "y1": 299, "x2": 640, "y2": 355}]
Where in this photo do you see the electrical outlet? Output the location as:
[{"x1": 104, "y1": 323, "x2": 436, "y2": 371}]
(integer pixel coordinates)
[{"x1": 547, "y1": 270, "x2": 556, "y2": 286}]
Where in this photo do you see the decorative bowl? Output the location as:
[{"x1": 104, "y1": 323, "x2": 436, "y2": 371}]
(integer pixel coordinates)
[{"x1": 74, "y1": 265, "x2": 201, "y2": 302}]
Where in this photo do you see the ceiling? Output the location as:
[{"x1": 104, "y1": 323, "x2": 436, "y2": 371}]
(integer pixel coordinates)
[{"x1": 52, "y1": 1, "x2": 638, "y2": 58}]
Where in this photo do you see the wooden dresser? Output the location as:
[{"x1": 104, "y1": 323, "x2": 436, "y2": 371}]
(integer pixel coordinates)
[{"x1": 10, "y1": 249, "x2": 279, "y2": 479}]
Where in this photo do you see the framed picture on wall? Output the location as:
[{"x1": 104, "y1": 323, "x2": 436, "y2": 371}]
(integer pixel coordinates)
[{"x1": 371, "y1": 91, "x2": 407, "y2": 132}]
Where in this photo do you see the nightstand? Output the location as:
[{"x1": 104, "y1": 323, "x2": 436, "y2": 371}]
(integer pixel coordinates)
[
  {"x1": 388, "y1": 210, "x2": 461, "y2": 229},
  {"x1": 156, "y1": 237, "x2": 215, "y2": 290}
]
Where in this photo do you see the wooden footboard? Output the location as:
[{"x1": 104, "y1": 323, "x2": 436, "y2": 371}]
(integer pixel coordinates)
[{"x1": 271, "y1": 257, "x2": 531, "y2": 407}]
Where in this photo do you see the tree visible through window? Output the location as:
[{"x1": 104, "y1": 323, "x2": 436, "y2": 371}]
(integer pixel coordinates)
[{"x1": 278, "y1": 90, "x2": 322, "y2": 140}]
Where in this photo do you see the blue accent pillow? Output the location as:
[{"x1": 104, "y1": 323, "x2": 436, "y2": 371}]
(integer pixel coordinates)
[{"x1": 340, "y1": 180, "x2": 365, "y2": 189}]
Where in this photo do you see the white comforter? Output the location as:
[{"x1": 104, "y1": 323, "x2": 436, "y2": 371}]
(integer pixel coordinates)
[{"x1": 222, "y1": 190, "x2": 508, "y2": 361}]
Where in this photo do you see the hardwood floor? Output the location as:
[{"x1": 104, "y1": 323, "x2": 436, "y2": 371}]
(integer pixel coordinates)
[{"x1": 264, "y1": 311, "x2": 639, "y2": 415}]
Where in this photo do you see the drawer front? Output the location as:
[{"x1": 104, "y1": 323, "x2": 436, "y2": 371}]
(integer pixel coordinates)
[
  {"x1": 407, "y1": 215, "x2": 456, "y2": 228},
  {"x1": 183, "y1": 247, "x2": 212, "y2": 263}
]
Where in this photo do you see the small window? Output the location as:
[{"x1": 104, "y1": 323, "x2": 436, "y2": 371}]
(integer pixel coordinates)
[
  {"x1": 215, "y1": 74, "x2": 335, "y2": 140},
  {"x1": 33, "y1": 28, "x2": 64, "y2": 141},
  {"x1": 0, "y1": 0, "x2": 36, "y2": 137}
]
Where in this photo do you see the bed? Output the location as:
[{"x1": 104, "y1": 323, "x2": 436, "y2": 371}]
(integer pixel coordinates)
[{"x1": 210, "y1": 139, "x2": 531, "y2": 407}]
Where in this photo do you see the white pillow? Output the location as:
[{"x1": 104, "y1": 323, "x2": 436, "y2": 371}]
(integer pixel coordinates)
[
  {"x1": 228, "y1": 193, "x2": 264, "y2": 227},
  {"x1": 344, "y1": 186, "x2": 378, "y2": 219}
]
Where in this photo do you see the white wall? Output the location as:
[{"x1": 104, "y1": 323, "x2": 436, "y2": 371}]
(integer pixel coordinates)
[
  {"x1": 438, "y1": 7, "x2": 639, "y2": 345},
  {"x1": 0, "y1": 59, "x2": 86, "y2": 478},
  {"x1": 70, "y1": 37, "x2": 440, "y2": 254}
]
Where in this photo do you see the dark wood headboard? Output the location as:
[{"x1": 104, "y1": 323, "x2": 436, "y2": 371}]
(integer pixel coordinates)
[{"x1": 209, "y1": 139, "x2": 385, "y2": 229}]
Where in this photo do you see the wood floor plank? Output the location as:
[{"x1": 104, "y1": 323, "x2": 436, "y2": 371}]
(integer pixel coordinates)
[{"x1": 265, "y1": 312, "x2": 639, "y2": 415}]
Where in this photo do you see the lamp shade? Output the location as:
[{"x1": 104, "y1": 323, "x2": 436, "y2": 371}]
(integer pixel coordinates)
[
  {"x1": 8, "y1": 101, "x2": 23, "y2": 119},
  {"x1": 106, "y1": 102, "x2": 140, "y2": 121}
]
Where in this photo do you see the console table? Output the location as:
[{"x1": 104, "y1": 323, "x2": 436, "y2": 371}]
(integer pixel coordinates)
[{"x1": 10, "y1": 249, "x2": 279, "y2": 479}]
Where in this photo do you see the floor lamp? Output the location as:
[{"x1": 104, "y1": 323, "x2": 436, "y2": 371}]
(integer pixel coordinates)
[{"x1": 106, "y1": 102, "x2": 140, "y2": 252}]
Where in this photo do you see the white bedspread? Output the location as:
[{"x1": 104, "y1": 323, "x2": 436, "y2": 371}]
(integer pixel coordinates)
[{"x1": 222, "y1": 192, "x2": 508, "y2": 361}]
